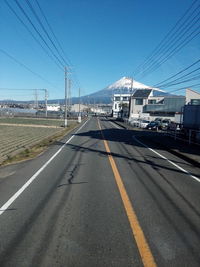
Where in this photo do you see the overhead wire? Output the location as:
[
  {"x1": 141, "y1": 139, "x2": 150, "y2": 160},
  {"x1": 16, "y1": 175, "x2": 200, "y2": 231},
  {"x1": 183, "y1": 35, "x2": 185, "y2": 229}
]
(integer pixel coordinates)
[
  {"x1": 4, "y1": 0, "x2": 81, "y2": 94},
  {"x1": 158, "y1": 72, "x2": 200, "y2": 88},
  {"x1": 25, "y1": 0, "x2": 67, "y2": 67},
  {"x1": 134, "y1": 0, "x2": 200, "y2": 79},
  {"x1": 34, "y1": 0, "x2": 72, "y2": 67},
  {"x1": 13, "y1": 0, "x2": 65, "y2": 69},
  {"x1": 168, "y1": 83, "x2": 200, "y2": 93},
  {"x1": 0, "y1": 48, "x2": 59, "y2": 89},
  {"x1": 159, "y1": 73, "x2": 200, "y2": 88},
  {"x1": 140, "y1": 22, "x2": 200, "y2": 79},
  {"x1": 139, "y1": 15, "x2": 200, "y2": 78},
  {"x1": 133, "y1": 0, "x2": 199, "y2": 76},
  {"x1": 154, "y1": 58, "x2": 200, "y2": 87},
  {"x1": 155, "y1": 65, "x2": 200, "y2": 88},
  {"x1": 4, "y1": 0, "x2": 63, "y2": 72},
  {"x1": 33, "y1": 0, "x2": 81, "y2": 90}
]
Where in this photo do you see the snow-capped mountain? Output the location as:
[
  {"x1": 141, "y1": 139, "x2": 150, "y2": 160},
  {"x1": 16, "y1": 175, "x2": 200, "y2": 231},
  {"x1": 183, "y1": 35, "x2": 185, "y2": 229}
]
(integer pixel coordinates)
[
  {"x1": 70, "y1": 77, "x2": 166, "y2": 104},
  {"x1": 106, "y1": 76, "x2": 165, "y2": 92},
  {"x1": 106, "y1": 76, "x2": 151, "y2": 91}
]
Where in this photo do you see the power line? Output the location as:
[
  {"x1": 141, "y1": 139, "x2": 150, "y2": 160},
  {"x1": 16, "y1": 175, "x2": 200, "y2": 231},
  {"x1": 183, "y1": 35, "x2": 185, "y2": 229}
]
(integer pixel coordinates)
[
  {"x1": 26, "y1": 0, "x2": 81, "y2": 92},
  {"x1": 157, "y1": 69, "x2": 200, "y2": 88},
  {"x1": 35, "y1": 0, "x2": 81, "y2": 89},
  {"x1": 13, "y1": 0, "x2": 65, "y2": 69},
  {"x1": 4, "y1": 0, "x2": 80, "y2": 94},
  {"x1": 34, "y1": 0, "x2": 72, "y2": 67},
  {"x1": 0, "y1": 48, "x2": 58, "y2": 89},
  {"x1": 160, "y1": 73, "x2": 200, "y2": 88},
  {"x1": 133, "y1": 0, "x2": 199, "y2": 76},
  {"x1": 168, "y1": 83, "x2": 200, "y2": 93},
  {"x1": 4, "y1": 0, "x2": 63, "y2": 72},
  {"x1": 154, "y1": 59, "x2": 200, "y2": 87},
  {"x1": 134, "y1": 0, "x2": 200, "y2": 78},
  {"x1": 25, "y1": 0, "x2": 67, "y2": 66},
  {"x1": 140, "y1": 22, "x2": 200, "y2": 79},
  {"x1": 154, "y1": 63, "x2": 200, "y2": 88}
]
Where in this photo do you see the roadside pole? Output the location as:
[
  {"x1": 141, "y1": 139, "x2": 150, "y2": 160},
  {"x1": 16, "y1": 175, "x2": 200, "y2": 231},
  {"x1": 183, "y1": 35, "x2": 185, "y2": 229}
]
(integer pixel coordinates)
[
  {"x1": 45, "y1": 89, "x2": 48, "y2": 118},
  {"x1": 128, "y1": 77, "x2": 133, "y2": 120},
  {"x1": 35, "y1": 89, "x2": 38, "y2": 111},
  {"x1": 78, "y1": 87, "x2": 81, "y2": 123},
  {"x1": 64, "y1": 66, "x2": 68, "y2": 127}
]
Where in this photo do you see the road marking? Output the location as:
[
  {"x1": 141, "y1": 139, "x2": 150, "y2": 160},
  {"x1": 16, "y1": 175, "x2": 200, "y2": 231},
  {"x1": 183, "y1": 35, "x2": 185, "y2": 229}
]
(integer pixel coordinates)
[
  {"x1": 132, "y1": 136, "x2": 200, "y2": 184},
  {"x1": 108, "y1": 120, "x2": 200, "y2": 184},
  {"x1": 98, "y1": 119, "x2": 157, "y2": 267},
  {"x1": 0, "y1": 119, "x2": 89, "y2": 216},
  {"x1": 110, "y1": 121, "x2": 121, "y2": 129}
]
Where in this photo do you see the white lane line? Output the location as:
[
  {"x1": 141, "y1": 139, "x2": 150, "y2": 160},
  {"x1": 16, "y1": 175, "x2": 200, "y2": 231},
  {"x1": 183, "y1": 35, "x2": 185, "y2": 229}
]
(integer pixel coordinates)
[
  {"x1": 110, "y1": 121, "x2": 121, "y2": 129},
  {"x1": 132, "y1": 136, "x2": 200, "y2": 183},
  {"x1": 108, "y1": 121, "x2": 200, "y2": 183},
  {"x1": 0, "y1": 119, "x2": 89, "y2": 216}
]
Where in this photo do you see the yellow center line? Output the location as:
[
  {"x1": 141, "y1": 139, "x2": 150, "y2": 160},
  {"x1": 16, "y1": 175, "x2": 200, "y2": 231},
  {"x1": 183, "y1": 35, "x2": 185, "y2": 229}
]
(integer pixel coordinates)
[{"x1": 97, "y1": 119, "x2": 157, "y2": 267}]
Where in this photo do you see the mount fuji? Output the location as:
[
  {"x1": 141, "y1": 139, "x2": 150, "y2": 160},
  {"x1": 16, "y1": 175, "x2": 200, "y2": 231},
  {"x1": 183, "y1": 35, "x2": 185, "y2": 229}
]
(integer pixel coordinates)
[
  {"x1": 74, "y1": 77, "x2": 165, "y2": 104},
  {"x1": 48, "y1": 77, "x2": 165, "y2": 104},
  {"x1": 106, "y1": 76, "x2": 152, "y2": 91}
]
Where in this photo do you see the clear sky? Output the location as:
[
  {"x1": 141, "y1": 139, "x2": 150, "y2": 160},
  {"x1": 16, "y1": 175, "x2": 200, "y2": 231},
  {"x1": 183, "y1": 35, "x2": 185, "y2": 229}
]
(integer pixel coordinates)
[{"x1": 0, "y1": 0, "x2": 199, "y2": 101}]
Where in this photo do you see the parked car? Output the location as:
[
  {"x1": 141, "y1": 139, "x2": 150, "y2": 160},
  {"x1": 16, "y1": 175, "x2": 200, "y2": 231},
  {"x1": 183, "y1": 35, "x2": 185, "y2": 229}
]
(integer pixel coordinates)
[
  {"x1": 154, "y1": 118, "x2": 162, "y2": 122},
  {"x1": 160, "y1": 119, "x2": 170, "y2": 130},
  {"x1": 129, "y1": 119, "x2": 140, "y2": 127},
  {"x1": 146, "y1": 121, "x2": 160, "y2": 130},
  {"x1": 140, "y1": 120, "x2": 150, "y2": 129},
  {"x1": 134, "y1": 119, "x2": 141, "y2": 127}
]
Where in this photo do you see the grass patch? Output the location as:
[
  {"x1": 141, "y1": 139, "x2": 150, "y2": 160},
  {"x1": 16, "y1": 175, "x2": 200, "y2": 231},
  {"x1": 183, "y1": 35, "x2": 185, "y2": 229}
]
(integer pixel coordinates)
[
  {"x1": 1, "y1": 122, "x2": 78, "y2": 166},
  {"x1": 0, "y1": 117, "x2": 65, "y2": 127}
]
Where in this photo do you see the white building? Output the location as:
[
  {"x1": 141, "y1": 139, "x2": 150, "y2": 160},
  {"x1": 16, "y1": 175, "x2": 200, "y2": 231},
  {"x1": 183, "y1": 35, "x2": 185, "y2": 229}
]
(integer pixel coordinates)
[
  {"x1": 112, "y1": 94, "x2": 130, "y2": 117},
  {"x1": 129, "y1": 89, "x2": 164, "y2": 119},
  {"x1": 46, "y1": 104, "x2": 61, "y2": 111}
]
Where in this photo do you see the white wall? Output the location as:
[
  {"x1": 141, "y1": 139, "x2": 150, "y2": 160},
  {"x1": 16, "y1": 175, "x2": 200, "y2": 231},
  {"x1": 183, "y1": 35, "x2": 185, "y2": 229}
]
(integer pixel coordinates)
[{"x1": 186, "y1": 88, "x2": 200, "y2": 104}]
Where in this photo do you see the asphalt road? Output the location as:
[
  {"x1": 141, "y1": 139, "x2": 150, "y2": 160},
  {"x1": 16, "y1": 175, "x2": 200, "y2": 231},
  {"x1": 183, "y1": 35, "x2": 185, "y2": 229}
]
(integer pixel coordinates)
[{"x1": 0, "y1": 117, "x2": 200, "y2": 267}]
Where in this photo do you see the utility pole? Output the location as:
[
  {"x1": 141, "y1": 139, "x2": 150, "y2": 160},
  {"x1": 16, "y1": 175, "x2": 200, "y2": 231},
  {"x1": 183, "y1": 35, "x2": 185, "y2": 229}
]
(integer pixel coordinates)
[
  {"x1": 78, "y1": 87, "x2": 81, "y2": 123},
  {"x1": 130, "y1": 77, "x2": 134, "y2": 94},
  {"x1": 44, "y1": 89, "x2": 48, "y2": 118},
  {"x1": 68, "y1": 79, "x2": 71, "y2": 113},
  {"x1": 128, "y1": 77, "x2": 134, "y2": 120},
  {"x1": 64, "y1": 66, "x2": 68, "y2": 127},
  {"x1": 35, "y1": 89, "x2": 38, "y2": 110}
]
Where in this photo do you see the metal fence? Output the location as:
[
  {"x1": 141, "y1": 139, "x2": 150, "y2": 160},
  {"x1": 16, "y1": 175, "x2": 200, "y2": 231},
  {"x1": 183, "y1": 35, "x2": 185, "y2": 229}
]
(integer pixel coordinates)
[
  {"x1": 119, "y1": 118, "x2": 200, "y2": 146},
  {"x1": 164, "y1": 129, "x2": 200, "y2": 146}
]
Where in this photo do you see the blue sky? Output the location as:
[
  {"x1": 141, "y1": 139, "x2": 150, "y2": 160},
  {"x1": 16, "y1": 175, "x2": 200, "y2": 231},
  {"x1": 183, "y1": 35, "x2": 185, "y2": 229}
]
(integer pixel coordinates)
[{"x1": 0, "y1": 0, "x2": 199, "y2": 101}]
